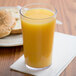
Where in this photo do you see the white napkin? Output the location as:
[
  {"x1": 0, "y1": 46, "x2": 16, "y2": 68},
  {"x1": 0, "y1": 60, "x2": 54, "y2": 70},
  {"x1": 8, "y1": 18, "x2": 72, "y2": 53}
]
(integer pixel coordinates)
[{"x1": 10, "y1": 32, "x2": 76, "y2": 76}]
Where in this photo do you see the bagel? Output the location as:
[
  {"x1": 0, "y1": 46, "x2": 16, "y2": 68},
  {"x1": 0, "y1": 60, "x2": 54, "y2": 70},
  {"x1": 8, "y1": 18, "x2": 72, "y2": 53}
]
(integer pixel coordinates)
[
  {"x1": 5, "y1": 8, "x2": 22, "y2": 34},
  {"x1": 0, "y1": 10, "x2": 15, "y2": 38}
]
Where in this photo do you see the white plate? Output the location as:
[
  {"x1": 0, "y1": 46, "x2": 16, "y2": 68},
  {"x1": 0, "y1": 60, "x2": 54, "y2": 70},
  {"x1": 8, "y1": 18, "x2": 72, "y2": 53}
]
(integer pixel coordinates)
[
  {"x1": 0, "y1": 34, "x2": 23, "y2": 47},
  {"x1": 0, "y1": 7, "x2": 23, "y2": 47}
]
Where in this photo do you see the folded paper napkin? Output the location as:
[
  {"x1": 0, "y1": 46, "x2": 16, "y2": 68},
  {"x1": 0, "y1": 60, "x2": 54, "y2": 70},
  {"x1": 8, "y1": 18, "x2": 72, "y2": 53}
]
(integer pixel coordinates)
[{"x1": 10, "y1": 32, "x2": 76, "y2": 76}]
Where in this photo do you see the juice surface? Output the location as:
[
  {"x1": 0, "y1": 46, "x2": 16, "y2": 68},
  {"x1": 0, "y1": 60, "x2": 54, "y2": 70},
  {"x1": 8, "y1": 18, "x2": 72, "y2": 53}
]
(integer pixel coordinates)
[
  {"x1": 21, "y1": 8, "x2": 56, "y2": 68},
  {"x1": 24, "y1": 8, "x2": 54, "y2": 19}
]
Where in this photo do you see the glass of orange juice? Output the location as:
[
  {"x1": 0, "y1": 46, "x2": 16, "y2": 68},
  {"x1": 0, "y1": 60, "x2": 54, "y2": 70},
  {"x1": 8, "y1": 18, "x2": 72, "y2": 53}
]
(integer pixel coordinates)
[{"x1": 20, "y1": 3, "x2": 57, "y2": 70}]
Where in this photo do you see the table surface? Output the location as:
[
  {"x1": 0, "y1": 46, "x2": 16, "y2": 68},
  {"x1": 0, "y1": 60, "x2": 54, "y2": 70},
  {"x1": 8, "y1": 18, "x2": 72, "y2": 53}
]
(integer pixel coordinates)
[{"x1": 0, "y1": 0, "x2": 76, "y2": 76}]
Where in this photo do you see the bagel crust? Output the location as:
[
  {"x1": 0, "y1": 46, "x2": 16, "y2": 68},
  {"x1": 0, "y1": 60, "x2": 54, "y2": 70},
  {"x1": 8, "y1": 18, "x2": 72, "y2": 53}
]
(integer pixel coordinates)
[
  {"x1": 0, "y1": 10, "x2": 15, "y2": 38},
  {"x1": 0, "y1": 25, "x2": 11, "y2": 38}
]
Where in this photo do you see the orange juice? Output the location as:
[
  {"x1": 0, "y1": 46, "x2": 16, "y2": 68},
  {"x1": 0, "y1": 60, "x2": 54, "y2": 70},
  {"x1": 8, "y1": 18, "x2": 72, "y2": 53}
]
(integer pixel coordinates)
[{"x1": 21, "y1": 8, "x2": 56, "y2": 68}]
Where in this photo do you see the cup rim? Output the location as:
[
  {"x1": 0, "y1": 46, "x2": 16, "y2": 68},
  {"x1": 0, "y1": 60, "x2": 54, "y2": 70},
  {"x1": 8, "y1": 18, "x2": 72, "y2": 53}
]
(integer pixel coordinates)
[{"x1": 20, "y1": 3, "x2": 57, "y2": 20}]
